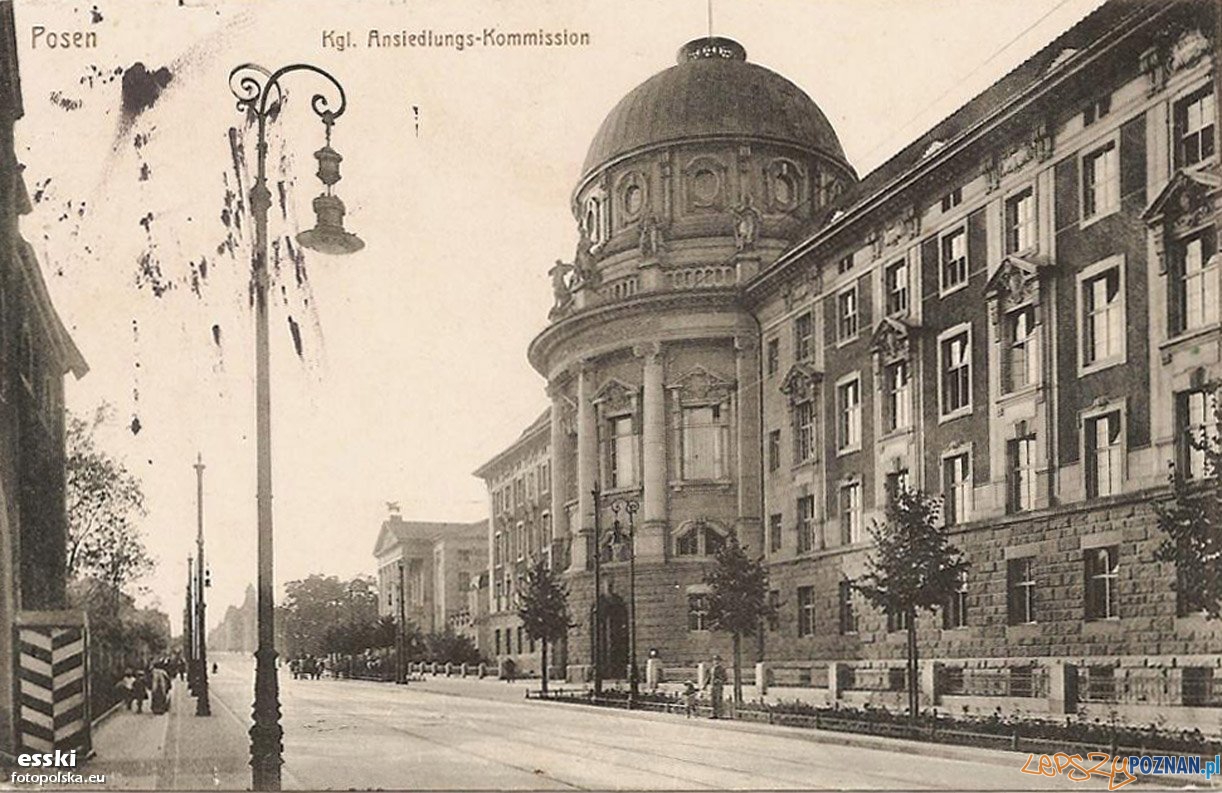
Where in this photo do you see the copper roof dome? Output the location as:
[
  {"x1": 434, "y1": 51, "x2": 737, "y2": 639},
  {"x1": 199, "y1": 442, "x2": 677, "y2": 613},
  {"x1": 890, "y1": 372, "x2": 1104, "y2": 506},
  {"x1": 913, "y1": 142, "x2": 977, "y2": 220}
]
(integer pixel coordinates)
[{"x1": 580, "y1": 37, "x2": 852, "y2": 180}]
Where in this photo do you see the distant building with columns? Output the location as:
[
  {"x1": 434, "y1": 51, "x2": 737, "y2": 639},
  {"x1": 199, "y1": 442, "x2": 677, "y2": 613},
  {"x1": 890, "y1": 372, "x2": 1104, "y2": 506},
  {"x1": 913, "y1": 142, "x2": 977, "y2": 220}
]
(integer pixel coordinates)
[
  {"x1": 372, "y1": 514, "x2": 487, "y2": 636},
  {"x1": 482, "y1": 1, "x2": 1222, "y2": 724}
]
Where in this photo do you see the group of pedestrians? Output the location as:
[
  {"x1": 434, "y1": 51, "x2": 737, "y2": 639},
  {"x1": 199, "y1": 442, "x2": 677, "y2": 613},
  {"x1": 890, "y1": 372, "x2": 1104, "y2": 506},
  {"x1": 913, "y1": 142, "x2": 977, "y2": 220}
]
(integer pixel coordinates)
[
  {"x1": 289, "y1": 655, "x2": 329, "y2": 679},
  {"x1": 115, "y1": 658, "x2": 179, "y2": 715}
]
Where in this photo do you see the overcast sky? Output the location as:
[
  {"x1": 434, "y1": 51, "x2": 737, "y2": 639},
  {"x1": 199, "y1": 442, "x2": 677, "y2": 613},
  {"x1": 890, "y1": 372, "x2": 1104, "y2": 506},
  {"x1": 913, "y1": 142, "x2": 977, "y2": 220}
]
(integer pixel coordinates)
[{"x1": 14, "y1": 0, "x2": 1108, "y2": 631}]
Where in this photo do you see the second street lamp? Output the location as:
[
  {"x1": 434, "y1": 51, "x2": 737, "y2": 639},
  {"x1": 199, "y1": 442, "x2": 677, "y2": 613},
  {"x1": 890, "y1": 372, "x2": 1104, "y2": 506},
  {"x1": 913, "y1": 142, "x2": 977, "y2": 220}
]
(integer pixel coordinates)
[
  {"x1": 194, "y1": 453, "x2": 211, "y2": 717},
  {"x1": 229, "y1": 62, "x2": 363, "y2": 792},
  {"x1": 610, "y1": 499, "x2": 639, "y2": 707}
]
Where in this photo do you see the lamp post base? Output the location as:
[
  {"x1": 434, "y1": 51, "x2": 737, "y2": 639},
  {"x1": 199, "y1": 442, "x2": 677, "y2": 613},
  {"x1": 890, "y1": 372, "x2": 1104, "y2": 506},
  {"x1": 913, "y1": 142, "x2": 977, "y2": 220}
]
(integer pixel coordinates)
[{"x1": 250, "y1": 646, "x2": 283, "y2": 791}]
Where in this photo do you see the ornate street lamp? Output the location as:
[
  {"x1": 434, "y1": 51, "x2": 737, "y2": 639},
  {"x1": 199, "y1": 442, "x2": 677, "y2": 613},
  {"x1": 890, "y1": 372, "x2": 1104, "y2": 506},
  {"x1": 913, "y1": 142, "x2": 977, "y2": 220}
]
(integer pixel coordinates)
[
  {"x1": 590, "y1": 486, "x2": 603, "y2": 697},
  {"x1": 609, "y1": 499, "x2": 640, "y2": 707},
  {"x1": 194, "y1": 453, "x2": 212, "y2": 717},
  {"x1": 229, "y1": 63, "x2": 363, "y2": 792}
]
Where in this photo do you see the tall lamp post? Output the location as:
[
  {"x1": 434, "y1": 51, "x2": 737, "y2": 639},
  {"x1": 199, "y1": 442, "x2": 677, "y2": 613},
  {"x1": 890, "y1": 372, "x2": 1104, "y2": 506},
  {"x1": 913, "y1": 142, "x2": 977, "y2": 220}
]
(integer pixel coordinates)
[
  {"x1": 396, "y1": 561, "x2": 407, "y2": 684},
  {"x1": 609, "y1": 499, "x2": 639, "y2": 707},
  {"x1": 194, "y1": 453, "x2": 212, "y2": 716},
  {"x1": 229, "y1": 63, "x2": 363, "y2": 792},
  {"x1": 185, "y1": 556, "x2": 195, "y2": 692},
  {"x1": 590, "y1": 486, "x2": 602, "y2": 696}
]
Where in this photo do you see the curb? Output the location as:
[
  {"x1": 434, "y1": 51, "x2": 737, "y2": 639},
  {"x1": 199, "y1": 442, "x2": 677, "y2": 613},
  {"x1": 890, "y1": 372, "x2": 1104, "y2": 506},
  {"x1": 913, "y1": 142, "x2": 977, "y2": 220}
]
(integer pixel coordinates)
[{"x1": 91, "y1": 700, "x2": 125, "y2": 729}]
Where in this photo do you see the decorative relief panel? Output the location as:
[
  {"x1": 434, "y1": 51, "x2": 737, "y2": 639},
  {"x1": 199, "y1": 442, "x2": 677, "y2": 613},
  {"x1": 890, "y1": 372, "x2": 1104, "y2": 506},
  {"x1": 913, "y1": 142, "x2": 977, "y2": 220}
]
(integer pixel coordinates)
[{"x1": 671, "y1": 366, "x2": 735, "y2": 405}]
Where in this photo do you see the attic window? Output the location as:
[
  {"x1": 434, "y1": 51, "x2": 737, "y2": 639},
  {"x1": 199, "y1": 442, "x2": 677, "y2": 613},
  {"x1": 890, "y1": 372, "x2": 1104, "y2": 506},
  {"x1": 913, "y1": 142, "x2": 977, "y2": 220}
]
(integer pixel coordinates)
[
  {"x1": 922, "y1": 140, "x2": 947, "y2": 159},
  {"x1": 1047, "y1": 48, "x2": 1079, "y2": 73},
  {"x1": 1083, "y1": 95, "x2": 1111, "y2": 127}
]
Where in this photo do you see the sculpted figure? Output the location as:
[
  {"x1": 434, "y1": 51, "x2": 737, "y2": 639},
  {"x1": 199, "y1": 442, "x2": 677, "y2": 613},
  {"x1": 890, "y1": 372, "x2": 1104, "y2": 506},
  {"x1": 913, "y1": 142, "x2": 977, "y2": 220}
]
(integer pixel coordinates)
[{"x1": 732, "y1": 198, "x2": 762, "y2": 252}]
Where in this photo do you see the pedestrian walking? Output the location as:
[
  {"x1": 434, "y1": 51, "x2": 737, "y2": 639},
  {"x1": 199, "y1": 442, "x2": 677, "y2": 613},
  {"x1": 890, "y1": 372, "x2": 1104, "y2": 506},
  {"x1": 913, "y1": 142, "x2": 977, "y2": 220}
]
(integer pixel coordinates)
[
  {"x1": 682, "y1": 679, "x2": 698, "y2": 719},
  {"x1": 130, "y1": 671, "x2": 148, "y2": 713},
  {"x1": 116, "y1": 670, "x2": 135, "y2": 710},
  {"x1": 708, "y1": 655, "x2": 727, "y2": 719},
  {"x1": 149, "y1": 664, "x2": 172, "y2": 715}
]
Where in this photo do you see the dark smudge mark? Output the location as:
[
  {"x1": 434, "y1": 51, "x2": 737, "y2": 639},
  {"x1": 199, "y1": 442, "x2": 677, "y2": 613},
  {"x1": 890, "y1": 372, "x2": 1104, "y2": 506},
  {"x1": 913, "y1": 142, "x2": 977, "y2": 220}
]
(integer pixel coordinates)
[
  {"x1": 138, "y1": 212, "x2": 154, "y2": 232},
  {"x1": 32, "y1": 178, "x2": 51, "y2": 205},
  {"x1": 287, "y1": 316, "x2": 303, "y2": 357},
  {"x1": 130, "y1": 415, "x2": 142, "y2": 435},
  {"x1": 277, "y1": 180, "x2": 287, "y2": 219},
  {"x1": 90, "y1": 6, "x2": 103, "y2": 23},
  {"x1": 121, "y1": 63, "x2": 172, "y2": 118},
  {"x1": 139, "y1": 162, "x2": 150, "y2": 181},
  {"x1": 211, "y1": 324, "x2": 221, "y2": 346},
  {"x1": 49, "y1": 91, "x2": 83, "y2": 111}
]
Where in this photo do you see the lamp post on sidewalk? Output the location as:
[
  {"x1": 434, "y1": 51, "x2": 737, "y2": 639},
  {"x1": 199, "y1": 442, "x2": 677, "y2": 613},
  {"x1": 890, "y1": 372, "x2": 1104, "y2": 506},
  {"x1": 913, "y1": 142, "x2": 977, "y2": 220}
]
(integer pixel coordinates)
[
  {"x1": 229, "y1": 62, "x2": 363, "y2": 792},
  {"x1": 609, "y1": 498, "x2": 639, "y2": 707},
  {"x1": 194, "y1": 453, "x2": 212, "y2": 716},
  {"x1": 185, "y1": 556, "x2": 195, "y2": 692},
  {"x1": 590, "y1": 485, "x2": 602, "y2": 696}
]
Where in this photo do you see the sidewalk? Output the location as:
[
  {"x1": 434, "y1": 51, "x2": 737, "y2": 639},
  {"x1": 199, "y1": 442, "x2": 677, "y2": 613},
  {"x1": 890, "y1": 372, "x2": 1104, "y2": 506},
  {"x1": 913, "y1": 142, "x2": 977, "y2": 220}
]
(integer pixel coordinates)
[{"x1": 84, "y1": 684, "x2": 250, "y2": 789}]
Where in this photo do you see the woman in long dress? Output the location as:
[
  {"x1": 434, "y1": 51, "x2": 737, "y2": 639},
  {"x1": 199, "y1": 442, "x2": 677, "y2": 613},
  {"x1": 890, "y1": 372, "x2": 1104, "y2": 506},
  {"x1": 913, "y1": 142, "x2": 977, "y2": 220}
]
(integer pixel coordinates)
[{"x1": 149, "y1": 664, "x2": 172, "y2": 714}]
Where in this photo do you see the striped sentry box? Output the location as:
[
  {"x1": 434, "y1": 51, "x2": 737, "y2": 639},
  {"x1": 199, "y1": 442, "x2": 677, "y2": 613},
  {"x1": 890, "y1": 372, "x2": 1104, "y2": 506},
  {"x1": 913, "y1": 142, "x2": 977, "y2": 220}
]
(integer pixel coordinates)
[{"x1": 15, "y1": 611, "x2": 91, "y2": 756}]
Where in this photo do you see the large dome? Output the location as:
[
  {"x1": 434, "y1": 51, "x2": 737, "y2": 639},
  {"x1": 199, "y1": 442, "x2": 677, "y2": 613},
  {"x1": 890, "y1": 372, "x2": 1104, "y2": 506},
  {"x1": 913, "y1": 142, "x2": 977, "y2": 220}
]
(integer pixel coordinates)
[{"x1": 581, "y1": 37, "x2": 851, "y2": 180}]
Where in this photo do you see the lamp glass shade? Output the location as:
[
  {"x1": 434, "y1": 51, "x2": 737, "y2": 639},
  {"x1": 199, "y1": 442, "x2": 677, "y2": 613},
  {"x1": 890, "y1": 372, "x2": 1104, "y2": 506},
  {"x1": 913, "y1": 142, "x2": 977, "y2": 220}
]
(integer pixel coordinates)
[{"x1": 296, "y1": 193, "x2": 364, "y2": 255}]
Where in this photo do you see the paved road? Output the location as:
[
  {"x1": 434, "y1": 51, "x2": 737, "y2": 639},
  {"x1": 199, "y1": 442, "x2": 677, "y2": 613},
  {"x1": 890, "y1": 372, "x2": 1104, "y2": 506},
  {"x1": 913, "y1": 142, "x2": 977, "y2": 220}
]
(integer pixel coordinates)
[{"x1": 193, "y1": 654, "x2": 1101, "y2": 790}]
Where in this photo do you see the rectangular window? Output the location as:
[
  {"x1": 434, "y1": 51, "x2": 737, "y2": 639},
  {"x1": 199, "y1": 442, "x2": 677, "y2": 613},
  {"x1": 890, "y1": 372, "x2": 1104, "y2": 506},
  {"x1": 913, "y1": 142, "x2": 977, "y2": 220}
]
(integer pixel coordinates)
[
  {"x1": 1176, "y1": 229, "x2": 1219, "y2": 334},
  {"x1": 838, "y1": 286, "x2": 859, "y2": 340},
  {"x1": 797, "y1": 586, "x2": 815, "y2": 637},
  {"x1": 885, "y1": 259, "x2": 908, "y2": 315},
  {"x1": 1082, "y1": 266, "x2": 1122, "y2": 367},
  {"x1": 687, "y1": 594, "x2": 709, "y2": 631},
  {"x1": 885, "y1": 469, "x2": 909, "y2": 504},
  {"x1": 883, "y1": 360, "x2": 910, "y2": 432},
  {"x1": 1083, "y1": 94, "x2": 1110, "y2": 127},
  {"x1": 1084, "y1": 545, "x2": 1120, "y2": 620},
  {"x1": 794, "y1": 312, "x2": 813, "y2": 361},
  {"x1": 837, "y1": 254, "x2": 854, "y2": 274},
  {"x1": 769, "y1": 513, "x2": 783, "y2": 552},
  {"x1": 768, "y1": 429, "x2": 781, "y2": 472},
  {"x1": 1007, "y1": 435, "x2": 1037, "y2": 513},
  {"x1": 794, "y1": 400, "x2": 815, "y2": 462},
  {"x1": 495, "y1": 629, "x2": 502, "y2": 655},
  {"x1": 608, "y1": 415, "x2": 638, "y2": 489},
  {"x1": 767, "y1": 590, "x2": 781, "y2": 631},
  {"x1": 766, "y1": 338, "x2": 780, "y2": 376},
  {"x1": 540, "y1": 462, "x2": 550, "y2": 494},
  {"x1": 1003, "y1": 306, "x2": 1038, "y2": 392},
  {"x1": 839, "y1": 481, "x2": 862, "y2": 545},
  {"x1": 1082, "y1": 140, "x2": 1119, "y2": 221},
  {"x1": 837, "y1": 377, "x2": 861, "y2": 451},
  {"x1": 1084, "y1": 410, "x2": 1122, "y2": 498},
  {"x1": 887, "y1": 607, "x2": 909, "y2": 633},
  {"x1": 940, "y1": 329, "x2": 971, "y2": 416},
  {"x1": 1005, "y1": 188, "x2": 1036, "y2": 254},
  {"x1": 838, "y1": 580, "x2": 858, "y2": 635},
  {"x1": 1176, "y1": 87, "x2": 1216, "y2": 167},
  {"x1": 944, "y1": 573, "x2": 968, "y2": 629},
  {"x1": 681, "y1": 405, "x2": 726, "y2": 480},
  {"x1": 943, "y1": 453, "x2": 970, "y2": 526},
  {"x1": 1177, "y1": 389, "x2": 1217, "y2": 479},
  {"x1": 941, "y1": 187, "x2": 962, "y2": 212},
  {"x1": 1007, "y1": 557, "x2": 1036, "y2": 625},
  {"x1": 940, "y1": 227, "x2": 968, "y2": 291},
  {"x1": 796, "y1": 495, "x2": 817, "y2": 554}
]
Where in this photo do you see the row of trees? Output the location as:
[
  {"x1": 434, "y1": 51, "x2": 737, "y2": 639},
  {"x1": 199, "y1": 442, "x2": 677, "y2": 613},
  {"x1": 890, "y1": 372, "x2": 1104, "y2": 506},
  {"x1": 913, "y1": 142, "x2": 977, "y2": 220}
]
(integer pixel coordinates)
[
  {"x1": 64, "y1": 407, "x2": 169, "y2": 712},
  {"x1": 277, "y1": 572, "x2": 482, "y2": 664}
]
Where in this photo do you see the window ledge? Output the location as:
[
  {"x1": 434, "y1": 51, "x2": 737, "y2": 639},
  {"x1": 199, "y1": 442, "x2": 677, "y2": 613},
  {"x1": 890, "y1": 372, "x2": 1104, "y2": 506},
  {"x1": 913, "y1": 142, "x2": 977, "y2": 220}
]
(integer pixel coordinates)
[
  {"x1": 877, "y1": 426, "x2": 915, "y2": 443},
  {"x1": 1159, "y1": 323, "x2": 1221, "y2": 355},
  {"x1": 790, "y1": 458, "x2": 821, "y2": 472},
  {"x1": 1083, "y1": 617, "x2": 1122, "y2": 633},
  {"x1": 997, "y1": 383, "x2": 1042, "y2": 404},
  {"x1": 600, "y1": 485, "x2": 642, "y2": 499},
  {"x1": 938, "y1": 406, "x2": 973, "y2": 425},
  {"x1": 939, "y1": 279, "x2": 970, "y2": 300},
  {"x1": 669, "y1": 479, "x2": 733, "y2": 492},
  {"x1": 1079, "y1": 206, "x2": 1119, "y2": 231},
  {"x1": 1079, "y1": 357, "x2": 1124, "y2": 377},
  {"x1": 836, "y1": 444, "x2": 862, "y2": 458},
  {"x1": 835, "y1": 333, "x2": 860, "y2": 349}
]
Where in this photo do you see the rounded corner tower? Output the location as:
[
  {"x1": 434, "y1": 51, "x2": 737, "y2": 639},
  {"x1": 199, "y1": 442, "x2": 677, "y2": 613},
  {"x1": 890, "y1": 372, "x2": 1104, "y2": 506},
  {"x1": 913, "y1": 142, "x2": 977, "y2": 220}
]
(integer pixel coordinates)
[{"x1": 527, "y1": 36, "x2": 855, "y2": 677}]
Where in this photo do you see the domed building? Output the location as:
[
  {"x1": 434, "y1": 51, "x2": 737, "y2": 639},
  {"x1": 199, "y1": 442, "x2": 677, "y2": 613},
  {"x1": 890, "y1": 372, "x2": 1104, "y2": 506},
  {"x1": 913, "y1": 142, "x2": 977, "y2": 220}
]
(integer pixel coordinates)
[{"x1": 523, "y1": 37, "x2": 856, "y2": 677}]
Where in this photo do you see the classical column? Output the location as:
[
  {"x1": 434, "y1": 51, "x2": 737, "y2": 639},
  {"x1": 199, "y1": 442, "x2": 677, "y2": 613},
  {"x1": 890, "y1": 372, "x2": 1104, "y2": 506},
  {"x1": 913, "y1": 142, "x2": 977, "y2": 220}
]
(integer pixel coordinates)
[
  {"x1": 571, "y1": 362, "x2": 597, "y2": 572},
  {"x1": 635, "y1": 342, "x2": 667, "y2": 560},
  {"x1": 547, "y1": 381, "x2": 569, "y2": 561},
  {"x1": 735, "y1": 335, "x2": 764, "y2": 553}
]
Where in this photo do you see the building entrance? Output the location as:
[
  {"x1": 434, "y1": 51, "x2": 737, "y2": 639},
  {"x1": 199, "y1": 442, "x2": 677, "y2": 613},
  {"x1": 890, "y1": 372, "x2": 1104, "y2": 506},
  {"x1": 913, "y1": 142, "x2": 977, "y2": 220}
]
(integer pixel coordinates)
[{"x1": 597, "y1": 594, "x2": 628, "y2": 680}]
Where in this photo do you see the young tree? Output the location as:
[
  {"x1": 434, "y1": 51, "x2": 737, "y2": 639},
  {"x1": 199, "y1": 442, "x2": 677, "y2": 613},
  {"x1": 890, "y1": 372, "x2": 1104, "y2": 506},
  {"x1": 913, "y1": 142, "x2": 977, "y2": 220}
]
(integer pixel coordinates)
[
  {"x1": 855, "y1": 488, "x2": 969, "y2": 721},
  {"x1": 705, "y1": 535, "x2": 775, "y2": 706},
  {"x1": 65, "y1": 407, "x2": 152, "y2": 600},
  {"x1": 1153, "y1": 389, "x2": 1222, "y2": 619},
  {"x1": 517, "y1": 559, "x2": 569, "y2": 693}
]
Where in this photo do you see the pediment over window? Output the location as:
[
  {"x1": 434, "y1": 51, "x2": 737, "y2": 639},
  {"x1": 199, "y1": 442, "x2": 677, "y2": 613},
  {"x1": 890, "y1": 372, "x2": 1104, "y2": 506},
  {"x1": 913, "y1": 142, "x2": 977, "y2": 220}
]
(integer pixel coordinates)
[
  {"x1": 780, "y1": 362, "x2": 821, "y2": 402},
  {"x1": 984, "y1": 256, "x2": 1044, "y2": 309},
  {"x1": 1142, "y1": 165, "x2": 1222, "y2": 231},
  {"x1": 592, "y1": 377, "x2": 637, "y2": 413},
  {"x1": 670, "y1": 366, "x2": 734, "y2": 404},
  {"x1": 869, "y1": 316, "x2": 916, "y2": 362}
]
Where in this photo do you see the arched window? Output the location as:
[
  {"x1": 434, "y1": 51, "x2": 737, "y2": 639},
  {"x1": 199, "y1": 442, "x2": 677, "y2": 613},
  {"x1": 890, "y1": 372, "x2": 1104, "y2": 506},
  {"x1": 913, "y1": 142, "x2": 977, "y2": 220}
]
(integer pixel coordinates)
[{"x1": 673, "y1": 520, "x2": 730, "y2": 557}]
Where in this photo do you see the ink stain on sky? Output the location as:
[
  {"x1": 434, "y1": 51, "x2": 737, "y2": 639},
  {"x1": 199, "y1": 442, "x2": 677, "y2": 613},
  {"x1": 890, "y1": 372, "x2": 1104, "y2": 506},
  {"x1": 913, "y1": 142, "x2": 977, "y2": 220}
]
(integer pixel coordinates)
[{"x1": 121, "y1": 63, "x2": 173, "y2": 119}]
